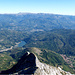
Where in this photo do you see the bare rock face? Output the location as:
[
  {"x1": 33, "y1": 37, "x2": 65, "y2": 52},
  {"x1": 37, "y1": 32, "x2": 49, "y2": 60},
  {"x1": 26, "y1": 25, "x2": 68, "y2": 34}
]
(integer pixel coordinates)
[
  {"x1": 35, "y1": 56, "x2": 74, "y2": 75},
  {"x1": 0, "y1": 52, "x2": 74, "y2": 75}
]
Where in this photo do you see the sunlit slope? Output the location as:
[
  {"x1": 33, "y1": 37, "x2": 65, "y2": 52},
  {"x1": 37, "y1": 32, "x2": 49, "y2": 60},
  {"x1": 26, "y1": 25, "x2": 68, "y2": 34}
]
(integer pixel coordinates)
[{"x1": 24, "y1": 29, "x2": 75, "y2": 56}]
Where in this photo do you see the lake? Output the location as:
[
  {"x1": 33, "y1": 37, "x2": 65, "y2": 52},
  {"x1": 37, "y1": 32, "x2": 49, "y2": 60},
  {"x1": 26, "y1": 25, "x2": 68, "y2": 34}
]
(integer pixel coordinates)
[{"x1": 17, "y1": 41, "x2": 26, "y2": 47}]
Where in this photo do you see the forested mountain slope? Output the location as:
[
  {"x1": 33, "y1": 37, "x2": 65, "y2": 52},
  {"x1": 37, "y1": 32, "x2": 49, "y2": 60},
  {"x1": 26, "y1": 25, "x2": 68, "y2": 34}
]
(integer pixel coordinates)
[
  {"x1": 0, "y1": 29, "x2": 75, "y2": 56},
  {"x1": 0, "y1": 30, "x2": 27, "y2": 50},
  {"x1": 0, "y1": 13, "x2": 75, "y2": 31},
  {"x1": 24, "y1": 29, "x2": 75, "y2": 56}
]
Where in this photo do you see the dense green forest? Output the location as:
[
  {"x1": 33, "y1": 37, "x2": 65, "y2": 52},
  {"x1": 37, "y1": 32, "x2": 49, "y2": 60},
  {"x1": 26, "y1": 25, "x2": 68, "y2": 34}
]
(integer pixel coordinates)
[
  {"x1": 0, "y1": 30, "x2": 28, "y2": 50},
  {"x1": 0, "y1": 29, "x2": 75, "y2": 56},
  {"x1": 24, "y1": 29, "x2": 75, "y2": 56}
]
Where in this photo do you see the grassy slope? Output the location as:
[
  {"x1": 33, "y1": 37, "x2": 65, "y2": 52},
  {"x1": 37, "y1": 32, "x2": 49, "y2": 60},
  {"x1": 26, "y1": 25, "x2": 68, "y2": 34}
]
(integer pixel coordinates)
[
  {"x1": 2, "y1": 47, "x2": 74, "y2": 74},
  {"x1": 0, "y1": 52, "x2": 16, "y2": 71},
  {"x1": 23, "y1": 47, "x2": 75, "y2": 74}
]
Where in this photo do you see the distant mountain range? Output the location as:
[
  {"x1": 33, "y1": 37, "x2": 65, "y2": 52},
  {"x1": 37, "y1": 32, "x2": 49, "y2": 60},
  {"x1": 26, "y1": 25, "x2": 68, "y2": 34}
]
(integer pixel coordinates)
[{"x1": 0, "y1": 13, "x2": 75, "y2": 31}]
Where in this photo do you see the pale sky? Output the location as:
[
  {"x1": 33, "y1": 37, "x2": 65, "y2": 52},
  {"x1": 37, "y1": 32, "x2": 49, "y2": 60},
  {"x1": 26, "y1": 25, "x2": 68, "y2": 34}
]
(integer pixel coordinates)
[{"x1": 0, "y1": 0, "x2": 75, "y2": 15}]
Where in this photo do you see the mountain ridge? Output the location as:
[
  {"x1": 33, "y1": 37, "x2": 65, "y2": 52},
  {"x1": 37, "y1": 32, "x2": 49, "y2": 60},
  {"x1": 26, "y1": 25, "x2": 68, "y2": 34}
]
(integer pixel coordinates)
[
  {"x1": 0, "y1": 13, "x2": 75, "y2": 31},
  {"x1": 3, "y1": 47, "x2": 74, "y2": 73},
  {"x1": 0, "y1": 51, "x2": 74, "y2": 75}
]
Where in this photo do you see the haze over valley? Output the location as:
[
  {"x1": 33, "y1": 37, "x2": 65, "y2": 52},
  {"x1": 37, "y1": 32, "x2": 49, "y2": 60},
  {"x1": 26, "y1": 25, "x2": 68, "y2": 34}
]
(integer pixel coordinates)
[
  {"x1": 0, "y1": 0, "x2": 75, "y2": 74},
  {"x1": 0, "y1": 13, "x2": 75, "y2": 74}
]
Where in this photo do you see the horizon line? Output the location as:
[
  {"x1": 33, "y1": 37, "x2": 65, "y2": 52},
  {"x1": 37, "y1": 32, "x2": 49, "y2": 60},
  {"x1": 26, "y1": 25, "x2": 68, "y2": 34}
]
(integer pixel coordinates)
[{"x1": 0, "y1": 12, "x2": 75, "y2": 16}]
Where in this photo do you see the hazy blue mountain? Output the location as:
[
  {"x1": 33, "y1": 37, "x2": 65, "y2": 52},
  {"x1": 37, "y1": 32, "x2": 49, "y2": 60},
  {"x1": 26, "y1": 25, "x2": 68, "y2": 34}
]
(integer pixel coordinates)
[{"x1": 0, "y1": 13, "x2": 75, "y2": 31}]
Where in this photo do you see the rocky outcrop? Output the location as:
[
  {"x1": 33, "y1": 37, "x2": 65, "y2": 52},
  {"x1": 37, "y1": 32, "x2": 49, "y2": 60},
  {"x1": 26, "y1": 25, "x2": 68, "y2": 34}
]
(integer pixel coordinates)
[
  {"x1": 35, "y1": 56, "x2": 73, "y2": 75},
  {"x1": 0, "y1": 52, "x2": 74, "y2": 75},
  {"x1": 0, "y1": 52, "x2": 37, "y2": 74}
]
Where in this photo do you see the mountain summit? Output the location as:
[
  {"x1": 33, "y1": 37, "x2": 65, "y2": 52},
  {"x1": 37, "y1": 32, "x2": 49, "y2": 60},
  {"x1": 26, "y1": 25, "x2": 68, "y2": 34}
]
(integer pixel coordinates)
[{"x1": 0, "y1": 52, "x2": 74, "y2": 75}]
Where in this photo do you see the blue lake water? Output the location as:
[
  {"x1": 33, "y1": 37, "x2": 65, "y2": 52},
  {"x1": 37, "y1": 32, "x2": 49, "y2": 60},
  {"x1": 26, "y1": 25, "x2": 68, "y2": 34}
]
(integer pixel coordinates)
[{"x1": 18, "y1": 41, "x2": 26, "y2": 47}]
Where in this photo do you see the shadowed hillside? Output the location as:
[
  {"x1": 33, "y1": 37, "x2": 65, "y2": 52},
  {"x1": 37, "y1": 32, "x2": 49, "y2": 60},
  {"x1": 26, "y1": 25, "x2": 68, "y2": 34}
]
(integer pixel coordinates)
[{"x1": 0, "y1": 51, "x2": 74, "y2": 75}]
